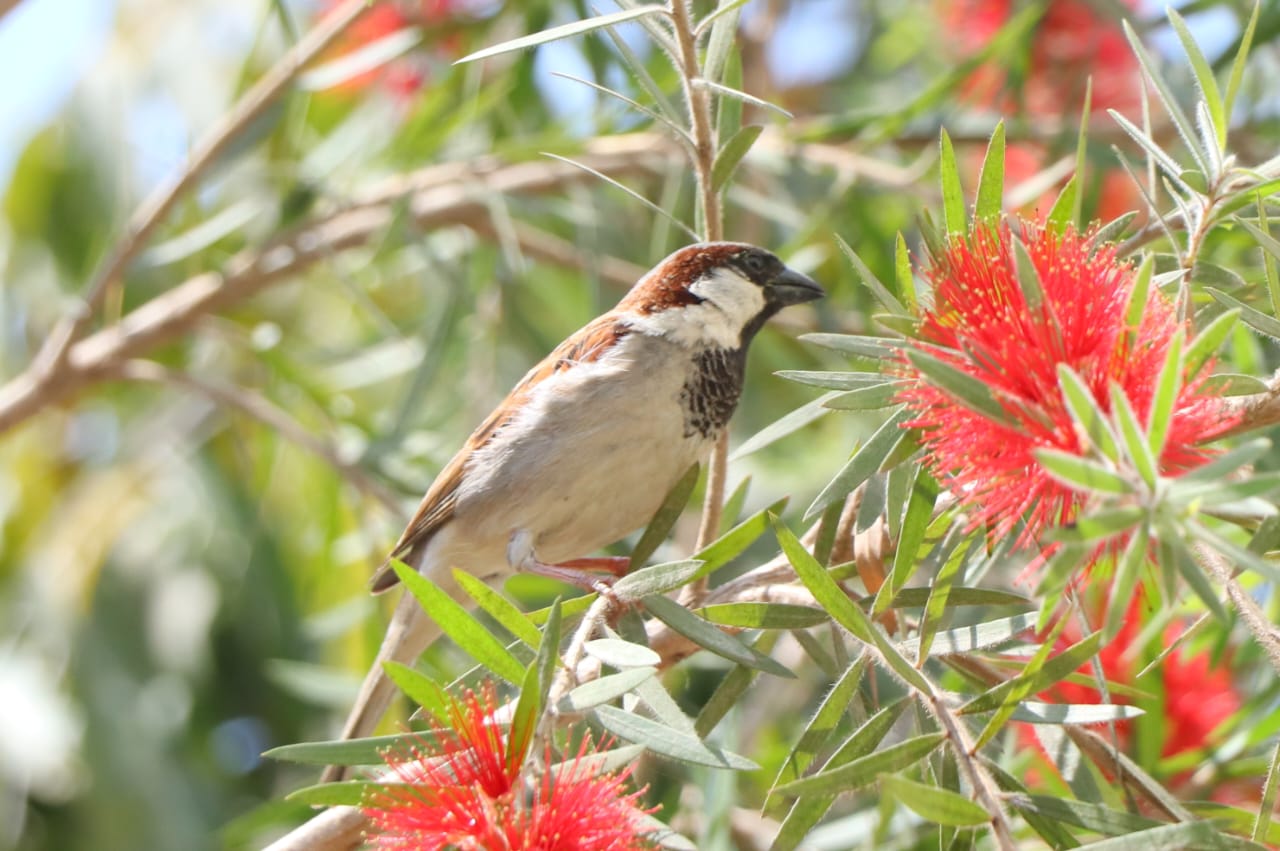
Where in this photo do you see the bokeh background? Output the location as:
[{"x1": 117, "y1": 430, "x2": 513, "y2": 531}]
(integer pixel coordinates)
[{"x1": 2, "y1": 1, "x2": 1278, "y2": 849}]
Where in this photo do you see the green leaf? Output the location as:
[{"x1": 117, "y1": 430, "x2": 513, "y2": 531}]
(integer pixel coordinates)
[
  {"x1": 1046, "y1": 175, "x2": 1079, "y2": 236},
  {"x1": 824, "y1": 383, "x2": 905, "y2": 411},
  {"x1": 1106, "y1": 525, "x2": 1149, "y2": 641},
  {"x1": 962, "y1": 630, "x2": 1101, "y2": 716},
  {"x1": 594, "y1": 705, "x2": 759, "y2": 770},
  {"x1": 383, "y1": 661, "x2": 451, "y2": 723},
  {"x1": 731, "y1": 392, "x2": 839, "y2": 460},
  {"x1": 775, "y1": 516, "x2": 934, "y2": 693},
  {"x1": 456, "y1": 6, "x2": 668, "y2": 63},
  {"x1": 264, "y1": 732, "x2": 422, "y2": 767},
  {"x1": 906, "y1": 348, "x2": 1009, "y2": 423},
  {"x1": 629, "y1": 463, "x2": 701, "y2": 569},
  {"x1": 804, "y1": 408, "x2": 910, "y2": 521},
  {"x1": 774, "y1": 733, "x2": 946, "y2": 797},
  {"x1": 973, "y1": 120, "x2": 1006, "y2": 229},
  {"x1": 1010, "y1": 795, "x2": 1161, "y2": 837},
  {"x1": 700, "y1": 602, "x2": 826, "y2": 630},
  {"x1": 695, "y1": 497, "x2": 789, "y2": 573},
  {"x1": 611, "y1": 559, "x2": 705, "y2": 602},
  {"x1": 881, "y1": 773, "x2": 990, "y2": 827},
  {"x1": 939, "y1": 129, "x2": 966, "y2": 238},
  {"x1": 1034, "y1": 449, "x2": 1132, "y2": 495},
  {"x1": 286, "y1": 780, "x2": 386, "y2": 807},
  {"x1": 1057, "y1": 365, "x2": 1118, "y2": 462},
  {"x1": 1208, "y1": 287, "x2": 1280, "y2": 342},
  {"x1": 1254, "y1": 740, "x2": 1280, "y2": 842},
  {"x1": 695, "y1": 647, "x2": 770, "y2": 737},
  {"x1": 583, "y1": 638, "x2": 662, "y2": 669},
  {"x1": 1125, "y1": 254, "x2": 1154, "y2": 332},
  {"x1": 772, "y1": 657, "x2": 873, "y2": 786},
  {"x1": 1167, "y1": 8, "x2": 1226, "y2": 151},
  {"x1": 1077, "y1": 820, "x2": 1267, "y2": 850},
  {"x1": 391, "y1": 562, "x2": 525, "y2": 684},
  {"x1": 508, "y1": 599, "x2": 561, "y2": 775},
  {"x1": 774, "y1": 517, "x2": 872, "y2": 645},
  {"x1": 769, "y1": 690, "x2": 901, "y2": 850},
  {"x1": 452, "y1": 569, "x2": 542, "y2": 649},
  {"x1": 775, "y1": 370, "x2": 889, "y2": 391},
  {"x1": 1009, "y1": 702, "x2": 1144, "y2": 725},
  {"x1": 560, "y1": 667, "x2": 657, "y2": 712},
  {"x1": 711, "y1": 124, "x2": 763, "y2": 192},
  {"x1": 1169, "y1": 538, "x2": 1230, "y2": 623},
  {"x1": 1121, "y1": 20, "x2": 1207, "y2": 174},
  {"x1": 905, "y1": 611, "x2": 1037, "y2": 658},
  {"x1": 915, "y1": 531, "x2": 973, "y2": 662},
  {"x1": 1109, "y1": 384, "x2": 1158, "y2": 490},
  {"x1": 1225, "y1": 2, "x2": 1261, "y2": 129},
  {"x1": 643, "y1": 594, "x2": 794, "y2": 678},
  {"x1": 1146, "y1": 330, "x2": 1184, "y2": 460},
  {"x1": 835, "y1": 234, "x2": 906, "y2": 315},
  {"x1": 799, "y1": 333, "x2": 901, "y2": 359},
  {"x1": 895, "y1": 232, "x2": 917, "y2": 313},
  {"x1": 874, "y1": 466, "x2": 936, "y2": 614}
]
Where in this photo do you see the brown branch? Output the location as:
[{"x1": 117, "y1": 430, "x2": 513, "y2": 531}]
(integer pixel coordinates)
[
  {"x1": 114, "y1": 360, "x2": 404, "y2": 513},
  {"x1": 28, "y1": 0, "x2": 377, "y2": 390},
  {"x1": 261, "y1": 805, "x2": 365, "y2": 851},
  {"x1": 0, "y1": 137, "x2": 678, "y2": 435},
  {"x1": 0, "y1": 0, "x2": 22, "y2": 24}
]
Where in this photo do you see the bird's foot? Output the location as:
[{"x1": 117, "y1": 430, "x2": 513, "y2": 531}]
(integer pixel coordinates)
[{"x1": 507, "y1": 530, "x2": 629, "y2": 594}]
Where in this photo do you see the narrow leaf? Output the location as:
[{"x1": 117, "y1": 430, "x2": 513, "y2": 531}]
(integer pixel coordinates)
[
  {"x1": 940, "y1": 129, "x2": 967, "y2": 237},
  {"x1": 629, "y1": 464, "x2": 701, "y2": 569},
  {"x1": 391, "y1": 562, "x2": 525, "y2": 683},
  {"x1": 644, "y1": 594, "x2": 794, "y2": 678},
  {"x1": 881, "y1": 773, "x2": 990, "y2": 826},
  {"x1": 974, "y1": 120, "x2": 1006, "y2": 228},
  {"x1": 774, "y1": 733, "x2": 946, "y2": 797},
  {"x1": 452, "y1": 569, "x2": 542, "y2": 648},
  {"x1": 594, "y1": 705, "x2": 759, "y2": 770},
  {"x1": 711, "y1": 124, "x2": 764, "y2": 191},
  {"x1": 457, "y1": 6, "x2": 667, "y2": 63}
]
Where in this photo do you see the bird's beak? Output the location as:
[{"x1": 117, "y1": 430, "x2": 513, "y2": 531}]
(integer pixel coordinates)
[{"x1": 767, "y1": 267, "x2": 825, "y2": 306}]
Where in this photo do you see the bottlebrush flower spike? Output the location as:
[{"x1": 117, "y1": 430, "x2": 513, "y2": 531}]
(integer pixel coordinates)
[
  {"x1": 897, "y1": 221, "x2": 1232, "y2": 549},
  {"x1": 363, "y1": 682, "x2": 655, "y2": 850}
]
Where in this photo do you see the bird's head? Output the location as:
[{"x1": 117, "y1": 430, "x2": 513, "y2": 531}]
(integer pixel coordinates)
[{"x1": 620, "y1": 242, "x2": 825, "y2": 349}]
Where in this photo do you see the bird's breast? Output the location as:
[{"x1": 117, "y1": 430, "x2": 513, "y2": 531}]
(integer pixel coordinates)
[{"x1": 448, "y1": 335, "x2": 738, "y2": 566}]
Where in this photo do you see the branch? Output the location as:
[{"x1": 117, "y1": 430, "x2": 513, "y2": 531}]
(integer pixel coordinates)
[
  {"x1": 668, "y1": 0, "x2": 728, "y2": 588},
  {"x1": 114, "y1": 360, "x2": 404, "y2": 513},
  {"x1": 27, "y1": 0, "x2": 377, "y2": 389},
  {"x1": 0, "y1": 137, "x2": 678, "y2": 434}
]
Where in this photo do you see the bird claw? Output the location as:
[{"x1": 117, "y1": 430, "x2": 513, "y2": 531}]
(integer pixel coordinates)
[{"x1": 507, "y1": 529, "x2": 631, "y2": 592}]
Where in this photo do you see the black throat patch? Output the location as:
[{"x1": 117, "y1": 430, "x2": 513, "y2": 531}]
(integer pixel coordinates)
[{"x1": 679, "y1": 348, "x2": 746, "y2": 439}]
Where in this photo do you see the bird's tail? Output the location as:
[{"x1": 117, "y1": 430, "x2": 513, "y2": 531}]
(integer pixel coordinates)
[{"x1": 321, "y1": 590, "x2": 442, "y2": 782}]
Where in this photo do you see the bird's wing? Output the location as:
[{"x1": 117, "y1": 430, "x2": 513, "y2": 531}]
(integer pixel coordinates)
[{"x1": 370, "y1": 314, "x2": 632, "y2": 592}]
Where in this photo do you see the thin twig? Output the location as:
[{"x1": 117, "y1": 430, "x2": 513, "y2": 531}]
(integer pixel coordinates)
[
  {"x1": 114, "y1": 360, "x2": 404, "y2": 512},
  {"x1": 668, "y1": 0, "x2": 729, "y2": 591},
  {"x1": 1196, "y1": 544, "x2": 1280, "y2": 678},
  {"x1": 0, "y1": 139, "x2": 676, "y2": 434},
  {"x1": 28, "y1": 0, "x2": 376, "y2": 387}
]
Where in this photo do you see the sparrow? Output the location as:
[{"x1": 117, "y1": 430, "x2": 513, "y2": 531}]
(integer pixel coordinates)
[{"x1": 328, "y1": 242, "x2": 823, "y2": 773}]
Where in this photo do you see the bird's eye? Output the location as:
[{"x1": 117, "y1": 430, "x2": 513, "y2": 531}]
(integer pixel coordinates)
[{"x1": 743, "y1": 253, "x2": 766, "y2": 273}]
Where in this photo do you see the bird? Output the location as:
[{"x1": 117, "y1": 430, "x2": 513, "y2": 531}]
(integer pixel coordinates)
[{"x1": 328, "y1": 242, "x2": 823, "y2": 773}]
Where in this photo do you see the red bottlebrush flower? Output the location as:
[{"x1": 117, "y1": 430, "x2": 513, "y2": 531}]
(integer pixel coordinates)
[
  {"x1": 942, "y1": 0, "x2": 1142, "y2": 117},
  {"x1": 897, "y1": 222, "x2": 1231, "y2": 549},
  {"x1": 363, "y1": 683, "x2": 655, "y2": 850},
  {"x1": 1031, "y1": 598, "x2": 1240, "y2": 762}
]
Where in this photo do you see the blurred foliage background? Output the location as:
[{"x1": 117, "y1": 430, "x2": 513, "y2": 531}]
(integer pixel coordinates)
[{"x1": 2, "y1": 0, "x2": 1280, "y2": 849}]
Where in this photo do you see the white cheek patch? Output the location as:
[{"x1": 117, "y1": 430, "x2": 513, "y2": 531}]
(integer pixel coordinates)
[{"x1": 628, "y1": 267, "x2": 766, "y2": 349}]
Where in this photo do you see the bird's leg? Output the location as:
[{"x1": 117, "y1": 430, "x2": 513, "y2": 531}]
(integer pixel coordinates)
[{"x1": 506, "y1": 530, "x2": 628, "y2": 592}]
